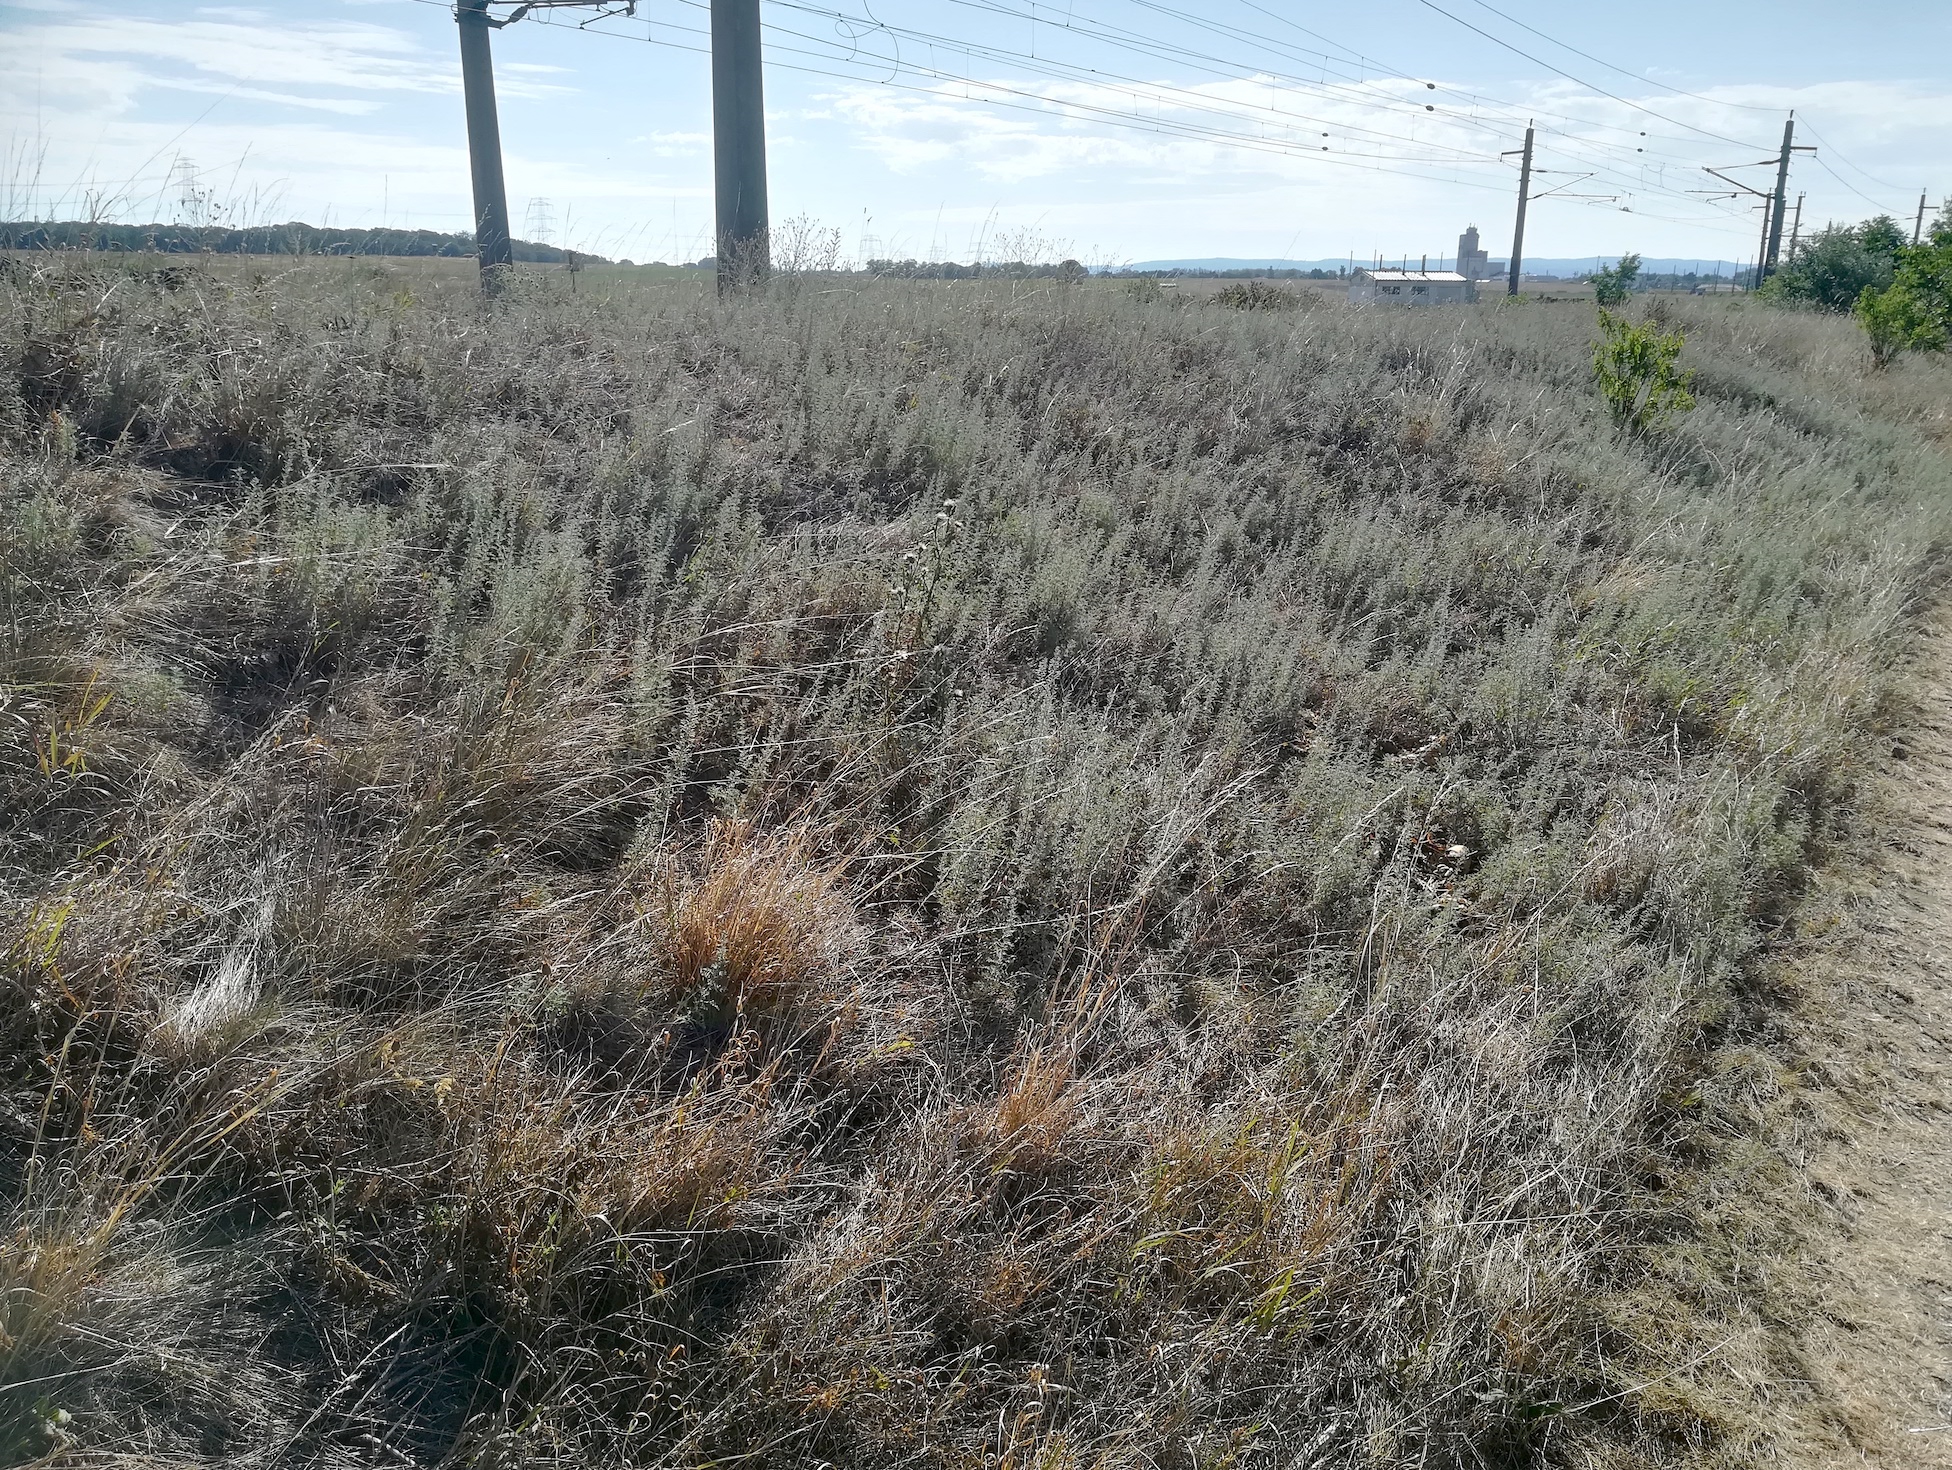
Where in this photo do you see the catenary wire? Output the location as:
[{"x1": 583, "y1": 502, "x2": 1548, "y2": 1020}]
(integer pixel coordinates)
[
  {"x1": 706, "y1": 0, "x2": 1758, "y2": 221},
  {"x1": 764, "y1": 0, "x2": 1497, "y2": 162},
  {"x1": 413, "y1": 0, "x2": 1804, "y2": 245},
  {"x1": 1449, "y1": 0, "x2": 1781, "y2": 113},
  {"x1": 529, "y1": 3, "x2": 1497, "y2": 178},
  {"x1": 1136, "y1": 0, "x2": 1759, "y2": 161},
  {"x1": 974, "y1": 0, "x2": 1742, "y2": 173},
  {"x1": 433, "y1": 0, "x2": 1748, "y2": 208},
  {"x1": 581, "y1": 7, "x2": 1530, "y2": 183},
  {"x1": 1406, "y1": 0, "x2": 1766, "y2": 149},
  {"x1": 569, "y1": 7, "x2": 1764, "y2": 238},
  {"x1": 1795, "y1": 119, "x2": 1917, "y2": 201}
]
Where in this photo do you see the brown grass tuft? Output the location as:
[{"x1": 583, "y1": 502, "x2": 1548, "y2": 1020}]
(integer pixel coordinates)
[
  {"x1": 981, "y1": 1046, "x2": 1082, "y2": 1176},
  {"x1": 655, "y1": 820, "x2": 854, "y2": 1026}
]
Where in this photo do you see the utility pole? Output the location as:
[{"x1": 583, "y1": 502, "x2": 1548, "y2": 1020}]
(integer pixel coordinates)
[
  {"x1": 1787, "y1": 192, "x2": 1804, "y2": 260},
  {"x1": 1506, "y1": 123, "x2": 1534, "y2": 298},
  {"x1": 1761, "y1": 113, "x2": 1794, "y2": 279},
  {"x1": 1917, "y1": 190, "x2": 1930, "y2": 245},
  {"x1": 1697, "y1": 126, "x2": 1813, "y2": 291},
  {"x1": 452, "y1": 3, "x2": 647, "y2": 298},
  {"x1": 456, "y1": 0, "x2": 513, "y2": 295},
  {"x1": 711, "y1": 0, "x2": 770, "y2": 291}
]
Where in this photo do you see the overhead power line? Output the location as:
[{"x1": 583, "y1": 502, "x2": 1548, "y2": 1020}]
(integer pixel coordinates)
[
  {"x1": 528, "y1": 1, "x2": 1762, "y2": 237},
  {"x1": 406, "y1": 0, "x2": 1812, "y2": 253},
  {"x1": 676, "y1": 0, "x2": 1760, "y2": 226},
  {"x1": 1406, "y1": 0, "x2": 1766, "y2": 150},
  {"x1": 765, "y1": 0, "x2": 1492, "y2": 162},
  {"x1": 460, "y1": 0, "x2": 1734, "y2": 219},
  {"x1": 413, "y1": 0, "x2": 1749, "y2": 226},
  {"x1": 1140, "y1": 0, "x2": 1718, "y2": 158},
  {"x1": 960, "y1": 0, "x2": 1746, "y2": 178},
  {"x1": 900, "y1": 0, "x2": 1773, "y2": 218},
  {"x1": 577, "y1": 7, "x2": 1526, "y2": 189},
  {"x1": 1449, "y1": 0, "x2": 1780, "y2": 113},
  {"x1": 1217, "y1": 0, "x2": 1738, "y2": 164},
  {"x1": 1795, "y1": 118, "x2": 1915, "y2": 207},
  {"x1": 1808, "y1": 153, "x2": 1908, "y2": 217}
]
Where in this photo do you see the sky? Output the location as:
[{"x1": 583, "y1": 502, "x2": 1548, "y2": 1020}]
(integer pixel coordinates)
[{"x1": 1, "y1": 0, "x2": 1947, "y2": 268}]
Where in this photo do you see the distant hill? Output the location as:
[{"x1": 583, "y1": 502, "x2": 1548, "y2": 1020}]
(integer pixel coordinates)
[
  {"x1": 1117, "y1": 256, "x2": 1747, "y2": 277},
  {"x1": 0, "y1": 220, "x2": 601, "y2": 263},
  {"x1": 1116, "y1": 258, "x2": 1352, "y2": 272}
]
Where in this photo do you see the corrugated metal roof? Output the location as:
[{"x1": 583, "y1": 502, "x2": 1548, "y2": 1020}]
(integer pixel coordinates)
[{"x1": 1357, "y1": 270, "x2": 1471, "y2": 283}]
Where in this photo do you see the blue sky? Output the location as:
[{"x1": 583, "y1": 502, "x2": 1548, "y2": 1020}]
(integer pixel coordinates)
[{"x1": 2, "y1": 0, "x2": 1945, "y2": 266}]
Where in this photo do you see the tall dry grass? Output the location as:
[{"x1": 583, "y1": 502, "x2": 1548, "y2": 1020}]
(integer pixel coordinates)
[{"x1": 2, "y1": 255, "x2": 1950, "y2": 1466}]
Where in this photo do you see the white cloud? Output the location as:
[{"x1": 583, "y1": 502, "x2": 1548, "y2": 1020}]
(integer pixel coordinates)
[
  {"x1": 8, "y1": 17, "x2": 451, "y2": 104},
  {"x1": 1, "y1": 10, "x2": 571, "y2": 113},
  {"x1": 144, "y1": 78, "x2": 384, "y2": 116},
  {"x1": 791, "y1": 67, "x2": 1952, "y2": 259}
]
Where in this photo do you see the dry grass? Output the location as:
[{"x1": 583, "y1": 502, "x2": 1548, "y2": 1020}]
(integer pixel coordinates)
[
  {"x1": 2, "y1": 255, "x2": 1951, "y2": 1466},
  {"x1": 656, "y1": 820, "x2": 854, "y2": 1027}
]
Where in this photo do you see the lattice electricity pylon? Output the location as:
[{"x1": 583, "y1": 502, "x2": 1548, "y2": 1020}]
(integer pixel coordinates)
[{"x1": 524, "y1": 196, "x2": 555, "y2": 246}]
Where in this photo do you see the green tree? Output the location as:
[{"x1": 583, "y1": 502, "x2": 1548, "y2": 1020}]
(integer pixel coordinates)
[
  {"x1": 1853, "y1": 220, "x2": 1952, "y2": 367},
  {"x1": 1589, "y1": 252, "x2": 1642, "y2": 306},
  {"x1": 1864, "y1": 214, "x2": 1911, "y2": 257},
  {"x1": 1855, "y1": 283, "x2": 1936, "y2": 367},
  {"x1": 1592, "y1": 307, "x2": 1694, "y2": 432},
  {"x1": 1762, "y1": 215, "x2": 1904, "y2": 311}
]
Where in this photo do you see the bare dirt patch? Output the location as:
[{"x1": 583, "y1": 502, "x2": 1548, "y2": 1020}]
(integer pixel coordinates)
[{"x1": 1784, "y1": 616, "x2": 1952, "y2": 1465}]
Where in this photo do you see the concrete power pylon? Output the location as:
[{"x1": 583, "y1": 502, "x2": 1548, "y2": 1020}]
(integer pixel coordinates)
[{"x1": 452, "y1": 0, "x2": 769, "y2": 296}]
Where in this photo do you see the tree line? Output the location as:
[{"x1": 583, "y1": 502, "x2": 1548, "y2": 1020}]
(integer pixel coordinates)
[
  {"x1": 0, "y1": 221, "x2": 598, "y2": 263},
  {"x1": 1761, "y1": 205, "x2": 1952, "y2": 366},
  {"x1": 864, "y1": 258, "x2": 1091, "y2": 279}
]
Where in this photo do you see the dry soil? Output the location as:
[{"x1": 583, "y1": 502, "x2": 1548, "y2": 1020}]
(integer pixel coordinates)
[{"x1": 1786, "y1": 616, "x2": 1952, "y2": 1465}]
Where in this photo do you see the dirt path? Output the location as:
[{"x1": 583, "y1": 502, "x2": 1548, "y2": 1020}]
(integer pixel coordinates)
[{"x1": 1785, "y1": 618, "x2": 1952, "y2": 1465}]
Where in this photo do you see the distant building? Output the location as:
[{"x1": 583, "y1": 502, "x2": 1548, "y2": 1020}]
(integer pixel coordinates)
[
  {"x1": 1348, "y1": 268, "x2": 1477, "y2": 306},
  {"x1": 1455, "y1": 225, "x2": 1505, "y2": 282}
]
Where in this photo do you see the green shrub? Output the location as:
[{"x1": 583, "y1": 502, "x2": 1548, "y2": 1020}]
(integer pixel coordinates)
[
  {"x1": 1590, "y1": 252, "x2": 1641, "y2": 307},
  {"x1": 1212, "y1": 279, "x2": 1299, "y2": 310},
  {"x1": 1855, "y1": 222, "x2": 1952, "y2": 367},
  {"x1": 1591, "y1": 306, "x2": 1695, "y2": 431},
  {"x1": 1856, "y1": 280, "x2": 1940, "y2": 367}
]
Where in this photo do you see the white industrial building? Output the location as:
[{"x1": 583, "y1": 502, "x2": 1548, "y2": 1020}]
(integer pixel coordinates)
[
  {"x1": 1454, "y1": 225, "x2": 1505, "y2": 282},
  {"x1": 1348, "y1": 268, "x2": 1478, "y2": 306}
]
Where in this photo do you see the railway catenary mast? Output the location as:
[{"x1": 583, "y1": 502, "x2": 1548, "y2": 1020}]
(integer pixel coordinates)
[
  {"x1": 710, "y1": 0, "x2": 770, "y2": 290},
  {"x1": 1505, "y1": 123, "x2": 1534, "y2": 297},
  {"x1": 456, "y1": 0, "x2": 515, "y2": 296},
  {"x1": 452, "y1": 0, "x2": 771, "y2": 296}
]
